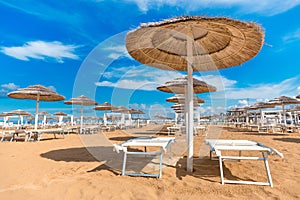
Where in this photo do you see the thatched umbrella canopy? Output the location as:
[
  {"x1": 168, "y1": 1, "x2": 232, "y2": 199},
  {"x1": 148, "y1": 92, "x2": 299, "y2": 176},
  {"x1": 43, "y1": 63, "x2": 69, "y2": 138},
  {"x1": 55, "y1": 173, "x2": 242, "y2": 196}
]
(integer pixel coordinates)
[
  {"x1": 126, "y1": 16, "x2": 264, "y2": 172},
  {"x1": 94, "y1": 102, "x2": 117, "y2": 111},
  {"x1": 38, "y1": 111, "x2": 50, "y2": 115},
  {"x1": 0, "y1": 112, "x2": 13, "y2": 117},
  {"x1": 112, "y1": 106, "x2": 130, "y2": 113},
  {"x1": 126, "y1": 16, "x2": 264, "y2": 71},
  {"x1": 248, "y1": 102, "x2": 275, "y2": 125},
  {"x1": 128, "y1": 109, "x2": 145, "y2": 115},
  {"x1": 166, "y1": 94, "x2": 205, "y2": 104},
  {"x1": 157, "y1": 76, "x2": 216, "y2": 94},
  {"x1": 8, "y1": 109, "x2": 32, "y2": 116},
  {"x1": 7, "y1": 109, "x2": 32, "y2": 126},
  {"x1": 94, "y1": 102, "x2": 117, "y2": 125},
  {"x1": 268, "y1": 96, "x2": 300, "y2": 125},
  {"x1": 171, "y1": 103, "x2": 200, "y2": 109},
  {"x1": 7, "y1": 84, "x2": 65, "y2": 130},
  {"x1": 64, "y1": 95, "x2": 98, "y2": 106},
  {"x1": 53, "y1": 112, "x2": 68, "y2": 116},
  {"x1": 64, "y1": 95, "x2": 98, "y2": 133}
]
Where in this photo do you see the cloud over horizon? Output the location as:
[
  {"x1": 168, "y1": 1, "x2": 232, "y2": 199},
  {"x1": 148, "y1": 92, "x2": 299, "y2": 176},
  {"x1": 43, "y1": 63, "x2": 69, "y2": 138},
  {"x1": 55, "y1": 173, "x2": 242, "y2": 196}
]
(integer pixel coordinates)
[
  {"x1": 125, "y1": 0, "x2": 300, "y2": 16},
  {"x1": 0, "y1": 41, "x2": 80, "y2": 63}
]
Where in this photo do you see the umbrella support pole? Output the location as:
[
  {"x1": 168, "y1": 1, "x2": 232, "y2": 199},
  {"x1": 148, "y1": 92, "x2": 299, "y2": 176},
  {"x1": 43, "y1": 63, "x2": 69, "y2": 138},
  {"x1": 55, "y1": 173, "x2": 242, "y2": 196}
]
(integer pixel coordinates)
[{"x1": 186, "y1": 35, "x2": 194, "y2": 173}]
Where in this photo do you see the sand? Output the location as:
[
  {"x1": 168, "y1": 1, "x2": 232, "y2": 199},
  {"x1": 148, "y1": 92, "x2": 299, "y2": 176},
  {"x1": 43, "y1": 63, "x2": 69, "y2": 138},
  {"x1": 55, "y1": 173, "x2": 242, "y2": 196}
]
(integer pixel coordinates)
[{"x1": 0, "y1": 125, "x2": 299, "y2": 200}]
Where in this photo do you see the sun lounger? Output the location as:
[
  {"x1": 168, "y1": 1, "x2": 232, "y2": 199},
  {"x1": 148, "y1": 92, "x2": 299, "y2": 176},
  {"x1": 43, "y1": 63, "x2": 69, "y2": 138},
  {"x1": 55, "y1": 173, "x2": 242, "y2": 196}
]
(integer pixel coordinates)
[
  {"x1": 205, "y1": 139, "x2": 283, "y2": 187},
  {"x1": 113, "y1": 137, "x2": 175, "y2": 178},
  {"x1": 12, "y1": 130, "x2": 30, "y2": 142},
  {"x1": 194, "y1": 125, "x2": 207, "y2": 136},
  {"x1": 167, "y1": 126, "x2": 181, "y2": 136},
  {"x1": 29, "y1": 128, "x2": 64, "y2": 141},
  {"x1": 0, "y1": 130, "x2": 15, "y2": 142}
]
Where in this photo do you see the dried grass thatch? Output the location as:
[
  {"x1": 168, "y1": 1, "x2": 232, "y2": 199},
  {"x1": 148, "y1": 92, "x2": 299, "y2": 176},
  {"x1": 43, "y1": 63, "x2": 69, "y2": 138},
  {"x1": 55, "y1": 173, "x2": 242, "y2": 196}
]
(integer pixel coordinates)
[
  {"x1": 166, "y1": 94, "x2": 205, "y2": 103},
  {"x1": 268, "y1": 96, "x2": 300, "y2": 106},
  {"x1": 8, "y1": 109, "x2": 32, "y2": 116},
  {"x1": 248, "y1": 102, "x2": 275, "y2": 110},
  {"x1": 157, "y1": 76, "x2": 216, "y2": 94},
  {"x1": 53, "y1": 112, "x2": 68, "y2": 116},
  {"x1": 126, "y1": 16, "x2": 264, "y2": 71},
  {"x1": 64, "y1": 95, "x2": 98, "y2": 106},
  {"x1": 7, "y1": 84, "x2": 65, "y2": 102},
  {"x1": 94, "y1": 102, "x2": 116, "y2": 111},
  {"x1": 112, "y1": 106, "x2": 130, "y2": 113}
]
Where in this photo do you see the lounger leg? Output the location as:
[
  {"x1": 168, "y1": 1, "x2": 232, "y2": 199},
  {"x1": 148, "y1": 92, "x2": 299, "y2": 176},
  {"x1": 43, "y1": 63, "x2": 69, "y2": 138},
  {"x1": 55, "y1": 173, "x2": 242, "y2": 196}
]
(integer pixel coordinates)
[
  {"x1": 219, "y1": 156, "x2": 224, "y2": 185},
  {"x1": 122, "y1": 152, "x2": 127, "y2": 176},
  {"x1": 159, "y1": 149, "x2": 163, "y2": 178},
  {"x1": 263, "y1": 152, "x2": 273, "y2": 187}
]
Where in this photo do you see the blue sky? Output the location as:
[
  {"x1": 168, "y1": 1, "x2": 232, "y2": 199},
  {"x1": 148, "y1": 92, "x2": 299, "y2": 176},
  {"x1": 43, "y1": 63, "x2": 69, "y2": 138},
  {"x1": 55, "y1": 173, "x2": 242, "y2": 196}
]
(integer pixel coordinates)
[{"x1": 0, "y1": 0, "x2": 300, "y2": 118}]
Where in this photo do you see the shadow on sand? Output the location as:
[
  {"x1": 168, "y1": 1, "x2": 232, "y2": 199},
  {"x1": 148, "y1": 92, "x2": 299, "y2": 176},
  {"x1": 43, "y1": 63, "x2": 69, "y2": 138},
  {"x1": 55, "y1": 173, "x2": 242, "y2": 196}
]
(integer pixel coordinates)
[
  {"x1": 174, "y1": 156, "x2": 259, "y2": 183},
  {"x1": 273, "y1": 137, "x2": 300, "y2": 143}
]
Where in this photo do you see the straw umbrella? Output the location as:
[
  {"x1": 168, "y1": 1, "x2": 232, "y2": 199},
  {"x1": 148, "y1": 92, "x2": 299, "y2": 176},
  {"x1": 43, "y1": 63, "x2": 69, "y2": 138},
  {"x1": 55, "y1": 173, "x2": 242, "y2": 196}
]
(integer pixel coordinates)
[
  {"x1": 8, "y1": 109, "x2": 32, "y2": 126},
  {"x1": 38, "y1": 111, "x2": 51, "y2": 126},
  {"x1": 248, "y1": 102, "x2": 275, "y2": 125},
  {"x1": 94, "y1": 102, "x2": 117, "y2": 126},
  {"x1": 296, "y1": 95, "x2": 300, "y2": 99},
  {"x1": 157, "y1": 76, "x2": 216, "y2": 165},
  {"x1": 126, "y1": 16, "x2": 264, "y2": 172},
  {"x1": 7, "y1": 84, "x2": 65, "y2": 130},
  {"x1": 157, "y1": 76, "x2": 216, "y2": 94},
  {"x1": 64, "y1": 95, "x2": 98, "y2": 133},
  {"x1": 53, "y1": 112, "x2": 68, "y2": 125},
  {"x1": 166, "y1": 94, "x2": 205, "y2": 104},
  {"x1": 112, "y1": 106, "x2": 130, "y2": 125},
  {"x1": 167, "y1": 94, "x2": 205, "y2": 125},
  {"x1": 128, "y1": 109, "x2": 145, "y2": 127},
  {"x1": 268, "y1": 96, "x2": 300, "y2": 125}
]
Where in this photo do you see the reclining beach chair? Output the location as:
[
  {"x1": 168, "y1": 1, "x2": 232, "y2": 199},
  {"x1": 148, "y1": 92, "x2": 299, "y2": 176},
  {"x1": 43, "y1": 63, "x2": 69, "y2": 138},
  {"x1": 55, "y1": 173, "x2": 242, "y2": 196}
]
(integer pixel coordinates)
[{"x1": 0, "y1": 130, "x2": 14, "y2": 142}]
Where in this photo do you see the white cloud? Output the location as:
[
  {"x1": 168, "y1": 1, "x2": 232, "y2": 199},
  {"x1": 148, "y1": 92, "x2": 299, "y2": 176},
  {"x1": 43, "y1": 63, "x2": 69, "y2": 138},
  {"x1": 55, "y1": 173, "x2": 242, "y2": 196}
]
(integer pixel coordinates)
[
  {"x1": 97, "y1": 66, "x2": 181, "y2": 91},
  {"x1": 194, "y1": 74, "x2": 237, "y2": 92},
  {"x1": 103, "y1": 45, "x2": 130, "y2": 60},
  {"x1": 224, "y1": 77, "x2": 299, "y2": 100},
  {"x1": 0, "y1": 83, "x2": 20, "y2": 97},
  {"x1": 124, "y1": 0, "x2": 300, "y2": 16},
  {"x1": 0, "y1": 41, "x2": 80, "y2": 63},
  {"x1": 1, "y1": 83, "x2": 19, "y2": 90},
  {"x1": 283, "y1": 28, "x2": 300, "y2": 43},
  {"x1": 97, "y1": 65, "x2": 240, "y2": 93},
  {"x1": 237, "y1": 99, "x2": 249, "y2": 107}
]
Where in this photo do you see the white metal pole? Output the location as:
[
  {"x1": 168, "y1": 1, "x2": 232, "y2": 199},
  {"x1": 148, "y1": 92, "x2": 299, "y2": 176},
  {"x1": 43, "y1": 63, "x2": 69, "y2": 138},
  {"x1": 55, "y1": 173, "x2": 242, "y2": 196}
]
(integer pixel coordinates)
[
  {"x1": 80, "y1": 105, "x2": 83, "y2": 133},
  {"x1": 34, "y1": 94, "x2": 40, "y2": 130},
  {"x1": 186, "y1": 33, "x2": 194, "y2": 173}
]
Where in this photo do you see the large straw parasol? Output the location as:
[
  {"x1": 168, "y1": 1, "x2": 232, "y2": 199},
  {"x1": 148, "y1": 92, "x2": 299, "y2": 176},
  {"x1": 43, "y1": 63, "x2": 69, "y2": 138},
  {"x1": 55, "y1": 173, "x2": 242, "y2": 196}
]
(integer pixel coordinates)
[
  {"x1": 8, "y1": 109, "x2": 32, "y2": 126},
  {"x1": 268, "y1": 96, "x2": 300, "y2": 125},
  {"x1": 53, "y1": 111, "x2": 68, "y2": 116},
  {"x1": 248, "y1": 102, "x2": 275, "y2": 125},
  {"x1": 64, "y1": 95, "x2": 98, "y2": 133},
  {"x1": 7, "y1": 84, "x2": 65, "y2": 130},
  {"x1": 8, "y1": 109, "x2": 32, "y2": 116},
  {"x1": 157, "y1": 76, "x2": 216, "y2": 94},
  {"x1": 126, "y1": 16, "x2": 264, "y2": 172},
  {"x1": 112, "y1": 106, "x2": 130, "y2": 125},
  {"x1": 94, "y1": 102, "x2": 117, "y2": 125},
  {"x1": 166, "y1": 94, "x2": 205, "y2": 104},
  {"x1": 296, "y1": 95, "x2": 300, "y2": 99}
]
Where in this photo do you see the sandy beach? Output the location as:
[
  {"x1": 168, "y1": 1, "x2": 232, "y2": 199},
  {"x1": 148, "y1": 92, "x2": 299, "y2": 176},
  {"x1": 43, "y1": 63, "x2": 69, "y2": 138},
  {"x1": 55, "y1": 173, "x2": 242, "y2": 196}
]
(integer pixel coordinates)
[{"x1": 0, "y1": 125, "x2": 299, "y2": 200}]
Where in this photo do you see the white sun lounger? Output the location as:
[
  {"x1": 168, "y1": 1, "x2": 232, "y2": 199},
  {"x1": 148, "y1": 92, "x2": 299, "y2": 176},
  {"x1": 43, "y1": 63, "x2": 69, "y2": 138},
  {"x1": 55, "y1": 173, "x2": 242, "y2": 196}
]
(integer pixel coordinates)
[
  {"x1": 113, "y1": 137, "x2": 175, "y2": 178},
  {"x1": 205, "y1": 139, "x2": 283, "y2": 187}
]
